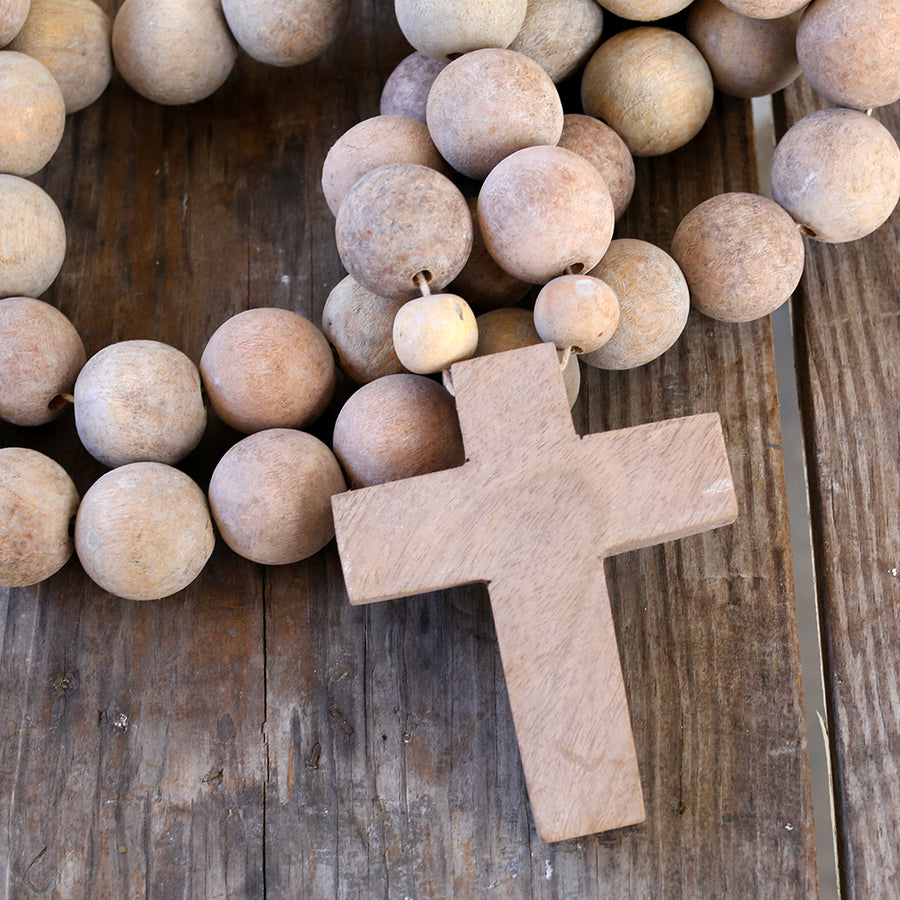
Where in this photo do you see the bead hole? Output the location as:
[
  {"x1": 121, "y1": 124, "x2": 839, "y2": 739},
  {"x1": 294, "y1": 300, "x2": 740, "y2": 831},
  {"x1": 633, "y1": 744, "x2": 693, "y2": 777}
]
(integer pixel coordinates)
[
  {"x1": 568, "y1": 263, "x2": 585, "y2": 275},
  {"x1": 799, "y1": 225, "x2": 817, "y2": 238},
  {"x1": 48, "y1": 393, "x2": 73, "y2": 412}
]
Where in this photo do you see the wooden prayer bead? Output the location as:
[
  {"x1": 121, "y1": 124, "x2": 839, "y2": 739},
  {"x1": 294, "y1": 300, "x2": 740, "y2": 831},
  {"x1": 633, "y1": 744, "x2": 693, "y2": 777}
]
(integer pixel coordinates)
[
  {"x1": 0, "y1": 0, "x2": 29, "y2": 46},
  {"x1": 671, "y1": 193, "x2": 805, "y2": 323},
  {"x1": 209, "y1": 429, "x2": 347, "y2": 565},
  {"x1": 597, "y1": 0, "x2": 692, "y2": 20},
  {"x1": 379, "y1": 51, "x2": 446, "y2": 123},
  {"x1": 75, "y1": 462, "x2": 215, "y2": 601},
  {"x1": 392, "y1": 293, "x2": 478, "y2": 374},
  {"x1": 719, "y1": 0, "x2": 812, "y2": 18},
  {"x1": 770, "y1": 108, "x2": 900, "y2": 244},
  {"x1": 425, "y1": 48, "x2": 564, "y2": 180},
  {"x1": 0, "y1": 447, "x2": 79, "y2": 587},
  {"x1": 582, "y1": 27, "x2": 714, "y2": 157},
  {"x1": 0, "y1": 297, "x2": 85, "y2": 426},
  {"x1": 533, "y1": 274, "x2": 620, "y2": 354}
]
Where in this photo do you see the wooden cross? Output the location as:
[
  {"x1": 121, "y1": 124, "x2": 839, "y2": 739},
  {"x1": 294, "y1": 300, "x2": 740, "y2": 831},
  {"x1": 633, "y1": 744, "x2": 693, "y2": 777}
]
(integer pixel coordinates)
[{"x1": 332, "y1": 342, "x2": 738, "y2": 843}]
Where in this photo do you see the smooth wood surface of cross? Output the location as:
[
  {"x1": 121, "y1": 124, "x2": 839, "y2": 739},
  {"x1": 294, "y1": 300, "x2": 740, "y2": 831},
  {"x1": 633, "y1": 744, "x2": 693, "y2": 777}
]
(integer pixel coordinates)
[{"x1": 333, "y1": 342, "x2": 738, "y2": 842}]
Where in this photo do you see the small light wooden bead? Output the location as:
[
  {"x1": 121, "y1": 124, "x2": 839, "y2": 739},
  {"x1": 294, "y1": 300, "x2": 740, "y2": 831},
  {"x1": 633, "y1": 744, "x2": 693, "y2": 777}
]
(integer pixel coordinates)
[
  {"x1": 200, "y1": 307, "x2": 335, "y2": 434},
  {"x1": 0, "y1": 50, "x2": 64, "y2": 175},
  {"x1": 426, "y1": 48, "x2": 564, "y2": 180},
  {"x1": 478, "y1": 145, "x2": 614, "y2": 284},
  {"x1": 222, "y1": 0, "x2": 348, "y2": 67},
  {"x1": 112, "y1": 0, "x2": 237, "y2": 105},
  {"x1": 719, "y1": 0, "x2": 810, "y2": 19},
  {"x1": 392, "y1": 293, "x2": 478, "y2": 374},
  {"x1": 0, "y1": 0, "x2": 28, "y2": 47},
  {"x1": 322, "y1": 115, "x2": 447, "y2": 216},
  {"x1": 333, "y1": 374, "x2": 465, "y2": 488},
  {"x1": 582, "y1": 239, "x2": 689, "y2": 370},
  {"x1": 0, "y1": 174, "x2": 66, "y2": 298},
  {"x1": 395, "y1": 0, "x2": 527, "y2": 61},
  {"x1": 770, "y1": 108, "x2": 900, "y2": 244},
  {"x1": 797, "y1": 0, "x2": 900, "y2": 111},
  {"x1": 0, "y1": 447, "x2": 78, "y2": 587},
  {"x1": 671, "y1": 192, "x2": 805, "y2": 322},
  {"x1": 0, "y1": 297, "x2": 84, "y2": 425},
  {"x1": 533, "y1": 274, "x2": 619, "y2": 354},
  {"x1": 75, "y1": 462, "x2": 214, "y2": 601},
  {"x1": 209, "y1": 429, "x2": 347, "y2": 565},
  {"x1": 582, "y1": 27, "x2": 714, "y2": 157},
  {"x1": 597, "y1": 0, "x2": 692, "y2": 20},
  {"x1": 7, "y1": 0, "x2": 112, "y2": 113},
  {"x1": 557, "y1": 114, "x2": 635, "y2": 221},
  {"x1": 380, "y1": 51, "x2": 446, "y2": 123},
  {"x1": 335, "y1": 163, "x2": 472, "y2": 301}
]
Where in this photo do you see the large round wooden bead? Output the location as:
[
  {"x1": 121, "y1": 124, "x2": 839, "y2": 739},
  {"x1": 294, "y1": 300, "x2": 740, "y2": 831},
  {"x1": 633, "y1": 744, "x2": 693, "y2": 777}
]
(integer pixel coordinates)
[
  {"x1": 8, "y1": 0, "x2": 112, "y2": 113},
  {"x1": 797, "y1": 0, "x2": 900, "y2": 111},
  {"x1": 533, "y1": 274, "x2": 619, "y2": 354},
  {"x1": 582, "y1": 239, "x2": 689, "y2": 370},
  {"x1": 200, "y1": 307, "x2": 335, "y2": 434},
  {"x1": 671, "y1": 192, "x2": 805, "y2": 322},
  {"x1": 719, "y1": 0, "x2": 811, "y2": 19},
  {"x1": 380, "y1": 52, "x2": 446, "y2": 123},
  {"x1": 333, "y1": 374, "x2": 465, "y2": 488},
  {"x1": 0, "y1": 297, "x2": 84, "y2": 425},
  {"x1": 335, "y1": 163, "x2": 472, "y2": 301},
  {"x1": 395, "y1": 0, "x2": 526, "y2": 61},
  {"x1": 0, "y1": 0, "x2": 29, "y2": 46},
  {"x1": 75, "y1": 462, "x2": 214, "y2": 601},
  {"x1": 597, "y1": 0, "x2": 692, "y2": 20},
  {"x1": 687, "y1": 0, "x2": 801, "y2": 98},
  {"x1": 557, "y1": 114, "x2": 635, "y2": 221},
  {"x1": 770, "y1": 108, "x2": 900, "y2": 244},
  {"x1": 209, "y1": 429, "x2": 346, "y2": 565},
  {"x1": 222, "y1": 0, "x2": 348, "y2": 67},
  {"x1": 0, "y1": 448, "x2": 78, "y2": 587},
  {"x1": 0, "y1": 174, "x2": 66, "y2": 298},
  {"x1": 0, "y1": 51, "x2": 64, "y2": 175},
  {"x1": 322, "y1": 116, "x2": 447, "y2": 216},
  {"x1": 392, "y1": 293, "x2": 478, "y2": 374},
  {"x1": 426, "y1": 49, "x2": 564, "y2": 180},
  {"x1": 74, "y1": 340, "x2": 207, "y2": 467},
  {"x1": 112, "y1": 0, "x2": 237, "y2": 105},
  {"x1": 582, "y1": 28, "x2": 714, "y2": 157},
  {"x1": 478, "y1": 145, "x2": 614, "y2": 284}
]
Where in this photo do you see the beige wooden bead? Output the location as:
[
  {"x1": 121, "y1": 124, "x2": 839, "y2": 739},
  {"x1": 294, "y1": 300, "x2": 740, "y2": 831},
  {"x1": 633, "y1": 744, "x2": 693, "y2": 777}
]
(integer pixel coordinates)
[
  {"x1": 0, "y1": 174, "x2": 66, "y2": 298},
  {"x1": 719, "y1": 0, "x2": 810, "y2": 19},
  {"x1": 75, "y1": 462, "x2": 214, "y2": 601},
  {"x1": 533, "y1": 274, "x2": 619, "y2": 354},
  {"x1": 797, "y1": 0, "x2": 900, "y2": 111},
  {"x1": 426, "y1": 48, "x2": 564, "y2": 180},
  {"x1": 322, "y1": 275, "x2": 407, "y2": 384},
  {"x1": 0, "y1": 50, "x2": 64, "y2": 175},
  {"x1": 395, "y1": 0, "x2": 527, "y2": 61},
  {"x1": 557, "y1": 114, "x2": 635, "y2": 221},
  {"x1": 222, "y1": 0, "x2": 348, "y2": 66},
  {"x1": 392, "y1": 292, "x2": 478, "y2": 374},
  {"x1": 582, "y1": 28, "x2": 714, "y2": 157},
  {"x1": 209, "y1": 429, "x2": 347, "y2": 565},
  {"x1": 7, "y1": 0, "x2": 112, "y2": 113},
  {"x1": 770, "y1": 108, "x2": 900, "y2": 244},
  {"x1": 322, "y1": 116, "x2": 447, "y2": 216},
  {"x1": 200, "y1": 307, "x2": 335, "y2": 434},
  {"x1": 74, "y1": 340, "x2": 207, "y2": 467},
  {"x1": 335, "y1": 162, "x2": 472, "y2": 301},
  {"x1": 0, "y1": 0, "x2": 29, "y2": 46},
  {"x1": 112, "y1": 0, "x2": 237, "y2": 105},
  {"x1": 478, "y1": 145, "x2": 614, "y2": 284},
  {"x1": 671, "y1": 192, "x2": 805, "y2": 322},
  {"x1": 582, "y1": 239, "x2": 689, "y2": 370},
  {"x1": 333, "y1": 374, "x2": 465, "y2": 488},
  {"x1": 380, "y1": 52, "x2": 446, "y2": 123},
  {"x1": 598, "y1": 0, "x2": 692, "y2": 20},
  {"x1": 0, "y1": 297, "x2": 84, "y2": 425}
]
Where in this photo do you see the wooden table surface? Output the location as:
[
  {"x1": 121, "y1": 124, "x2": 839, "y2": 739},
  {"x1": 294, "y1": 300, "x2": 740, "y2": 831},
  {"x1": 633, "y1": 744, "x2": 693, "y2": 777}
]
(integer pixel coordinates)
[{"x1": 1, "y1": 3, "x2": 897, "y2": 897}]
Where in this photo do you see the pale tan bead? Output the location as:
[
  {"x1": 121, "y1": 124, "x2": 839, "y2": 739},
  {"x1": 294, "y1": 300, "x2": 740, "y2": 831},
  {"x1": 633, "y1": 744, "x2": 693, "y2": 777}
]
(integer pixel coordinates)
[
  {"x1": 0, "y1": 51, "x2": 64, "y2": 175},
  {"x1": 8, "y1": 0, "x2": 112, "y2": 113},
  {"x1": 720, "y1": 0, "x2": 810, "y2": 19},
  {"x1": 0, "y1": 0, "x2": 29, "y2": 47},
  {"x1": 582, "y1": 239, "x2": 689, "y2": 370},
  {"x1": 393, "y1": 293, "x2": 478, "y2": 374},
  {"x1": 75, "y1": 462, "x2": 214, "y2": 601},
  {"x1": 333, "y1": 374, "x2": 465, "y2": 488},
  {"x1": 582, "y1": 27, "x2": 714, "y2": 157},
  {"x1": 322, "y1": 116, "x2": 448, "y2": 216},
  {"x1": 0, "y1": 297, "x2": 84, "y2": 425},
  {"x1": 598, "y1": 0, "x2": 692, "y2": 20},
  {"x1": 770, "y1": 108, "x2": 900, "y2": 244},
  {"x1": 0, "y1": 447, "x2": 78, "y2": 587},
  {"x1": 209, "y1": 429, "x2": 347, "y2": 565},
  {"x1": 222, "y1": 0, "x2": 348, "y2": 66},
  {"x1": 0, "y1": 174, "x2": 66, "y2": 298},
  {"x1": 478, "y1": 145, "x2": 614, "y2": 284},
  {"x1": 200, "y1": 307, "x2": 335, "y2": 434},
  {"x1": 381, "y1": 52, "x2": 446, "y2": 123},
  {"x1": 112, "y1": 0, "x2": 237, "y2": 105},
  {"x1": 533, "y1": 274, "x2": 619, "y2": 354}
]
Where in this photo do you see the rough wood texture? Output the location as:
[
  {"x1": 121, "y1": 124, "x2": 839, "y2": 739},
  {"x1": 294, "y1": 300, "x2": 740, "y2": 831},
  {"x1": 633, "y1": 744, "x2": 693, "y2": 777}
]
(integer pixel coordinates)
[{"x1": 0, "y1": 2, "x2": 817, "y2": 896}]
